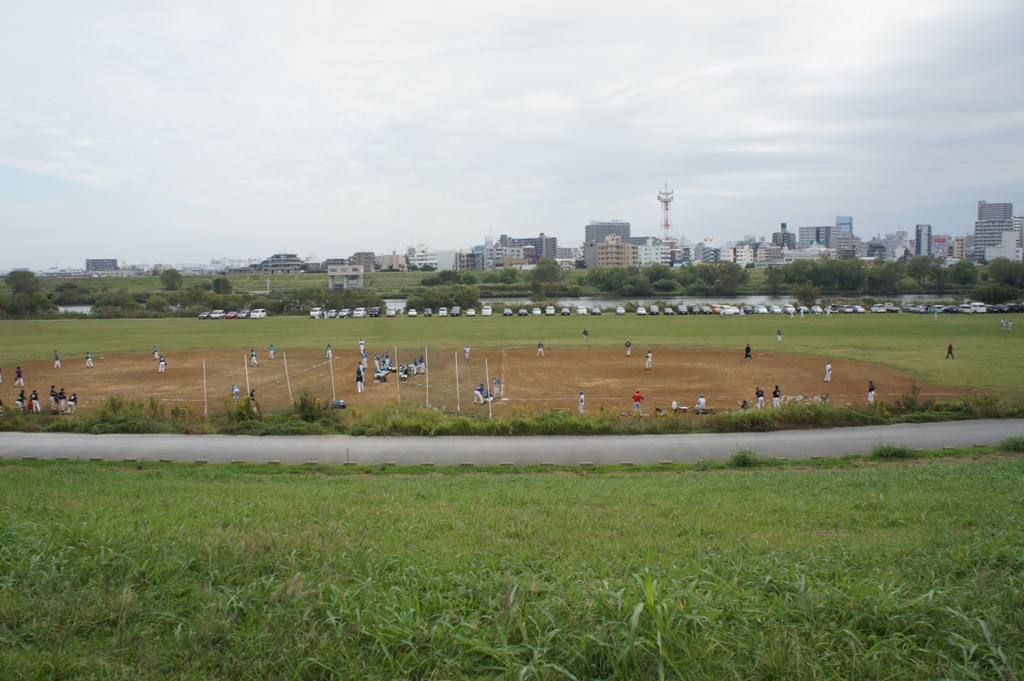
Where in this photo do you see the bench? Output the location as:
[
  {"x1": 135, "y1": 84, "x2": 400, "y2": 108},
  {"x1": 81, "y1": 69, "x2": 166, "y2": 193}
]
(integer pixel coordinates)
[{"x1": 693, "y1": 406, "x2": 716, "y2": 415}]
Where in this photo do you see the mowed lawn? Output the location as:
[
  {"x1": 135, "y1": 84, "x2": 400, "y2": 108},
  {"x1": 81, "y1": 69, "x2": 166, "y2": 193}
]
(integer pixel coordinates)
[
  {"x1": 1, "y1": 458, "x2": 1021, "y2": 679},
  {"x1": 1, "y1": 312, "x2": 1022, "y2": 396}
]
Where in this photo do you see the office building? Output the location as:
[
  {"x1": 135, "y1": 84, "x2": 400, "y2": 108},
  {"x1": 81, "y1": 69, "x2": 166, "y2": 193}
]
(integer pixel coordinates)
[
  {"x1": 914, "y1": 224, "x2": 932, "y2": 257},
  {"x1": 584, "y1": 221, "x2": 630, "y2": 244},
  {"x1": 772, "y1": 223, "x2": 796, "y2": 250},
  {"x1": 85, "y1": 259, "x2": 118, "y2": 272},
  {"x1": 974, "y1": 201, "x2": 1016, "y2": 260},
  {"x1": 835, "y1": 216, "x2": 853, "y2": 233}
]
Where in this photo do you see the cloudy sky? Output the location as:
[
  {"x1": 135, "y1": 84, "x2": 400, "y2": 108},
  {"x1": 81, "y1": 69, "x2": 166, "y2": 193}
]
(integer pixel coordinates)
[{"x1": 2, "y1": 0, "x2": 1022, "y2": 271}]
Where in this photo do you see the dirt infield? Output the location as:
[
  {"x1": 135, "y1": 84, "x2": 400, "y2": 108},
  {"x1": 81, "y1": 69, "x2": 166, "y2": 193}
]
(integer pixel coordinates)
[{"x1": 4, "y1": 345, "x2": 961, "y2": 418}]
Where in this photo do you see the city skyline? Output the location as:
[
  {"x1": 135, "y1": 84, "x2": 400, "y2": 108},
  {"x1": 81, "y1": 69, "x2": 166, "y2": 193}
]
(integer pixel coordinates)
[{"x1": 2, "y1": 0, "x2": 1022, "y2": 271}]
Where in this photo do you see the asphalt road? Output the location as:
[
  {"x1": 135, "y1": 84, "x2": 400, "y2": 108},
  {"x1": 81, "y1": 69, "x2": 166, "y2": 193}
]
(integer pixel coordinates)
[{"x1": 1, "y1": 420, "x2": 1022, "y2": 466}]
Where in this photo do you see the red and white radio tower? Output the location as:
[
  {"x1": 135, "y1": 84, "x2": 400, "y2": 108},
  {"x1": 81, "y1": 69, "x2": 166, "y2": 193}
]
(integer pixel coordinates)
[{"x1": 657, "y1": 183, "x2": 674, "y2": 240}]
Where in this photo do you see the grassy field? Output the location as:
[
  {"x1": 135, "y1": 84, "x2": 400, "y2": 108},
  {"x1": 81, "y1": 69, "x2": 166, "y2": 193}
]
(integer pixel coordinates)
[
  {"x1": 2, "y1": 312, "x2": 1021, "y2": 397},
  {"x1": 1, "y1": 452, "x2": 1021, "y2": 679}
]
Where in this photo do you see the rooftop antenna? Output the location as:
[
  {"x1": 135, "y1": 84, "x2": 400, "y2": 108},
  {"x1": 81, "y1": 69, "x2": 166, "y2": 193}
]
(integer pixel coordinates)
[{"x1": 657, "y1": 183, "x2": 674, "y2": 241}]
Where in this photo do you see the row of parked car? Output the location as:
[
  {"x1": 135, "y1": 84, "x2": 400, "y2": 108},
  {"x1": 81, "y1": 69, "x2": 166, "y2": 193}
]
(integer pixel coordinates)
[{"x1": 198, "y1": 309, "x2": 267, "y2": 319}]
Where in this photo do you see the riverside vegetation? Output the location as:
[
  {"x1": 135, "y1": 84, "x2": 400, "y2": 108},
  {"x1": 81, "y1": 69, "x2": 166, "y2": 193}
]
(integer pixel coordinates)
[{"x1": 1, "y1": 446, "x2": 1022, "y2": 679}]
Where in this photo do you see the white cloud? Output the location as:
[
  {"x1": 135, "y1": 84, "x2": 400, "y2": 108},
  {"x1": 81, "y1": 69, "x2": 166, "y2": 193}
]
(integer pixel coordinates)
[{"x1": 1, "y1": 0, "x2": 1022, "y2": 268}]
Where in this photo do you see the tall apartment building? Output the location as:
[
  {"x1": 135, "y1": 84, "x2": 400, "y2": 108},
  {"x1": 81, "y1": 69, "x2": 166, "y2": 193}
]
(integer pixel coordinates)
[
  {"x1": 85, "y1": 259, "x2": 118, "y2": 272},
  {"x1": 596, "y1": 235, "x2": 635, "y2": 268},
  {"x1": 798, "y1": 226, "x2": 832, "y2": 248},
  {"x1": 974, "y1": 201, "x2": 1016, "y2": 260},
  {"x1": 771, "y1": 223, "x2": 796, "y2": 250},
  {"x1": 350, "y1": 251, "x2": 376, "y2": 273},
  {"x1": 584, "y1": 220, "x2": 630, "y2": 244},
  {"x1": 504, "y1": 233, "x2": 558, "y2": 260},
  {"x1": 914, "y1": 224, "x2": 932, "y2": 256}
]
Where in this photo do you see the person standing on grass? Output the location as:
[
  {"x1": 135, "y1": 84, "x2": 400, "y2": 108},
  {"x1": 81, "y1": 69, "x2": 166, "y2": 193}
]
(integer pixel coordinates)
[
  {"x1": 158, "y1": 355, "x2": 167, "y2": 373},
  {"x1": 946, "y1": 342, "x2": 954, "y2": 359},
  {"x1": 744, "y1": 343, "x2": 752, "y2": 361},
  {"x1": 756, "y1": 386, "x2": 765, "y2": 409},
  {"x1": 359, "y1": 338, "x2": 365, "y2": 354},
  {"x1": 30, "y1": 390, "x2": 41, "y2": 413},
  {"x1": 632, "y1": 389, "x2": 644, "y2": 416},
  {"x1": 325, "y1": 344, "x2": 332, "y2": 360},
  {"x1": 625, "y1": 339, "x2": 632, "y2": 357},
  {"x1": 824, "y1": 361, "x2": 831, "y2": 382},
  {"x1": 54, "y1": 350, "x2": 61, "y2": 369},
  {"x1": 250, "y1": 348, "x2": 259, "y2": 367},
  {"x1": 772, "y1": 385, "x2": 781, "y2": 408},
  {"x1": 356, "y1": 365, "x2": 364, "y2": 393},
  {"x1": 868, "y1": 380, "x2": 876, "y2": 404},
  {"x1": 583, "y1": 329, "x2": 589, "y2": 343},
  {"x1": 464, "y1": 345, "x2": 471, "y2": 362},
  {"x1": 578, "y1": 390, "x2": 585, "y2": 414},
  {"x1": 537, "y1": 341, "x2": 545, "y2": 357},
  {"x1": 15, "y1": 366, "x2": 24, "y2": 387},
  {"x1": 777, "y1": 329, "x2": 782, "y2": 343},
  {"x1": 268, "y1": 344, "x2": 276, "y2": 360},
  {"x1": 645, "y1": 350, "x2": 652, "y2": 370},
  {"x1": 153, "y1": 346, "x2": 159, "y2": 361},
  {"x1": 86, "y1": 351, "x2": 94, "y2": 368}
]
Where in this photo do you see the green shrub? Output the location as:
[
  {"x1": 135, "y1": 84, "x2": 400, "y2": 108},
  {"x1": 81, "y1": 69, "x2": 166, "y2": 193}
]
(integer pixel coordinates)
[
  {"x1": 1000, "y1": 435, "x2": 1024, "y2": 453},
  {"x1": 728, "y1": 449, "x2": 766, "y2": 468},
  {"x1": 871, "y1": 443, "x2": 916, "y2": 460}
]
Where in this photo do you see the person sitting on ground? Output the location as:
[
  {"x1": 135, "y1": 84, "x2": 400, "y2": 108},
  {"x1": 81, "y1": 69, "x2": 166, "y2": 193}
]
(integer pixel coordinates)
[
  {"x1": 740, "y1": 399, "x2": 750, "y2": 410},
  {"x1": 696, "y1": 394, "x2": 707, "y2": 409}
]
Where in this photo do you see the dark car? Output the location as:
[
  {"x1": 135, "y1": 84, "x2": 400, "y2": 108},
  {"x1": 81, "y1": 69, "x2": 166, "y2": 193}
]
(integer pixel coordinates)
[
  {"x1": 503, "y1": 308, "x2": 513, "y2": 316},
  {"x1": 198, "y1": 311, "x2": 211, "y2": 319},
  {"x1": 943, "y1": 306, "x2": 960, "y2": 314},
  {"x1": 451, "y1": 306, "x2": 461, "y2": 317},
  {"x1": 368, "y1": 306, "x2": 382, "y2": 317},
  {"x1": 238, "y1": 310, "x2": 250, "y2": 319},
  {"x1": 423, "y1": 308, "x2": 433, "y2": 317},
  {"x1": 663, "y1": 306, "x2": 675, "y2": 315}
]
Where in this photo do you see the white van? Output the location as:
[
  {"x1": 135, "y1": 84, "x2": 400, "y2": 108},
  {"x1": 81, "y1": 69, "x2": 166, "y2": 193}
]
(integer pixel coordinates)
[
  {"x1": 250, "y1": 308, "x2": 267, "y2": 319},
  {"x1": 481, "y1": 305, "x2": 492, "y2": 316},
  {"x1": 309, "y1": 307, "x2": 322, "y2": 319},
  {"x1": 969, "y1": 302, "x2": 987, "y2": 314}
]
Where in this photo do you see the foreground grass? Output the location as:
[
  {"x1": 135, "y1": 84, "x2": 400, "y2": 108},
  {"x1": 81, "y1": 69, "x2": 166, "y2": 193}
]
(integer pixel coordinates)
[{"x1": 1, "y1": 455, "x2": 1022, "y2": 680}]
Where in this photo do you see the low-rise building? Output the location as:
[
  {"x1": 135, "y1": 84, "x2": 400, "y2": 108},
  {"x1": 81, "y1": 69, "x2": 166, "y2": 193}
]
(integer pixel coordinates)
[{"x1": 328, "y1": 264, "x2": 364, "y2": 289}]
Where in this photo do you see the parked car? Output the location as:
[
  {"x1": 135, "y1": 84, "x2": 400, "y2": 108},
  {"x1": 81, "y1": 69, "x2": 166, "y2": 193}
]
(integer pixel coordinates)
[
  {"x1": 740, "y1": 306, "x2": 753, "y2": 315},
  {"x1": 309, "y1": 307, "x2": 322, "y2": 319},
  {"x1": 450, "y1": 306, "x2": 461, "y2": 317},
  {"x1": 782, "y1": 305, "x2": 795, "y2": 315},
  {"x1": 796, "y1": 306, "x2": 809, "y2": 315},
  {"x1": 352, "y1": 307, "x2": 366, "y2": 318},
  {"x1": 225, "y1": 311, "x2": 239, "y2": 319},
  {"x1": 438, "y1": 307, "x2": 448, "y2": 317},
  {"x1": 481, "y1": 305, "x2": 493, "y2": 316},
  {"x1": 544, "y1": 306, "x2": 556, "y2": 316},
  {"x1": 238, "y1": 310, "x2": 250, "y2": 319},
  {"x1": 466, "y1": 308, "x2": 476, "y2": 317},
  {"x1": 768, "y1": 305, "x2": 782, "y2": 314},
  {"x1": 560, "y1": 307, "x2": 571, "y2": 316},
  {"x1": 407, "y1": 308, "x2": 417, "y2": 317},
  {"x1": 676, "y1": 305, "x2": 688, "y2": 315},
  {"x1": 368, "y1": 306, "x2": 382, "y2": 317},
  {"x1": 811, "y1": 305, "x2": 823, "y2": 315},
  {"x1": 338, "y1": 308, "x2": 351, "y2": 318},
  {"x1": 870, "y1": 304, "x2": 887, "y2": 313},
  {"x1": 532, "y1": 308, "x2": 542, "y2": 316},
  {"x1": 250, "y1": 309, "x2": 267, "y2": 319},
  {"x1": 503, "y1": 308, "x2": 513, "y2": 316},
  {"x1": 720, "y1": 306, "x2": 739, "y2": 316},
  {"x1": 198, "y1": 311, "x2": 211, "y2": 319},
  {"x1": 326, "y1": 309, "x2": 337, "y2": 318},
  {"x1": 636, "y1": 306, "x2": 647, "y2": 315},
  {"x1": 649, "y1": 304, "x2": 660, "y2": 315},
  {"x1": 518, "y1": 308, "x2": 528, "y2": 316},
  {"x1": 590, "y1": 306, "x2": 602, "y2": 315},
  {"x1": 615, "y1": 306, "x2": 626, "y2": 315},
  {"x1": 663, "y1": 306, "x2": 675, "y2": 315},
  {"x1": 699, "y1": 305, "x2": 713, "y2": 315},
  {"x1": 423, "y1": 308, "x2": 433, "y2": 317},
  {"x1": 577, "y1": 306, "x2": 588, "y2": 315},
  {"x1": 210, "y1": 309, "x2": 226, "y2": 319},
  {"x1": 386, "y1": 307, "x2": 397, "y2": 317}
]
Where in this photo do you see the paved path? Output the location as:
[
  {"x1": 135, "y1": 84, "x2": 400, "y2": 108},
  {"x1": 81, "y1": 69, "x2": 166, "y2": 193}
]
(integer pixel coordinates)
[{"x1": 1, "y1": 420, "x2": 1022, "y2": 466}]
